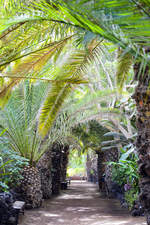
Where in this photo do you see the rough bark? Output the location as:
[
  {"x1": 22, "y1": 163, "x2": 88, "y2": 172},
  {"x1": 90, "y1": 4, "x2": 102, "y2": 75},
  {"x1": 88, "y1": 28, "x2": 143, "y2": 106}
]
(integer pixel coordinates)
[
  {"x1": 20, "y1": 166, "x2": 43, "y2": 208},
  {"x1": 86, "y1": 153, "x2": 92, "y2": 182},
  {"x1": 37, "y1": 149, "x2": 52, "y2": 199},
  {"x1": 60, "y1": 145, "x2": 69, "y2": 182},
  {"x1": 51, "y1": 143, "x2": 62, "y2": 195},
  {"x1": 104, "y1": 148, "x2": 119, "y2": 197},
  {"x1": 97, "y1": 151, "x2": 106, "y2": 192},
  {"x1": 96, "y1": 148, "x2": 118, "y2": 197},
  {"x1": 86, "y1": 152, "x2": 98, "y2": 183},
  {"x1": 132, "y1": 71, "x2": 150, "y2": 224}
]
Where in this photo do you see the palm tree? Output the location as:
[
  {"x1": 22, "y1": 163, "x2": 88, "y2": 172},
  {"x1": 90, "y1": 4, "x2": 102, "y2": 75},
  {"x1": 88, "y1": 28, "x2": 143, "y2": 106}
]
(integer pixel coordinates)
[
  {"x1": 62, "y1": 41, "x2": 135, "y2": 196},
  {"x1": 33, "y1": 2, "x2": 150, "y2": 222},
  {"x1": 0, "y1": 81, "x2": 49, "y2": 207},
  {"x1": 0, "y1": 81, "x2": 70, "y2": 207},
  {"x1": 71, "y1": 120, "x2": 118, "y2": 194},
  {"x1": 1, "y1": 0, "x2": 150, "y2": 222}
]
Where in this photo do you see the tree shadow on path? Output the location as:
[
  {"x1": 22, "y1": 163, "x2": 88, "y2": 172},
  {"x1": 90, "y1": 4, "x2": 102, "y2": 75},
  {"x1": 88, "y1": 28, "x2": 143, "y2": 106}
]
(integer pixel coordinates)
[{"x1": 19, "y1": 181, "x2": 146, "y2": 225}]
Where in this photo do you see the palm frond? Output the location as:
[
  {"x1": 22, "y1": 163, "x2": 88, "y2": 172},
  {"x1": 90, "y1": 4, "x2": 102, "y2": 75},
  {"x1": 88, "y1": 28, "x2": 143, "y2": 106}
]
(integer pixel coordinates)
[
  {"x1": 116, "y1": 49, "x2": 133, "y2": 91},
  {"x1": 1, "y1": 36, "x2": 72, "y2": 74},
  {"x1": 0, "y1": 36, "x2": 73, "y2": 107},
  {"x1": 39, "y1": 82, "x2": 73, "y2": 137},
  {"x1": 34, "y1": 0, "x2": 150, "y2": 75},
  {"x1": 0, "y1": 82, "x2": 50, "y2": 165},
  {"x1": 0, "y1": 78, "x2": 20, "y2": 107},
  {"x1": 38, "y1": 41, "x2": 101, "y2": 137}
]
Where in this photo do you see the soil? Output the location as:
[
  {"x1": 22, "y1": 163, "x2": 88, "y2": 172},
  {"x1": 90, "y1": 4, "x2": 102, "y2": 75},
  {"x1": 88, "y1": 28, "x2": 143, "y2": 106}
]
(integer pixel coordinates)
[{"x1": 19, "y1": 181, "x2": 146, "y2": 225}]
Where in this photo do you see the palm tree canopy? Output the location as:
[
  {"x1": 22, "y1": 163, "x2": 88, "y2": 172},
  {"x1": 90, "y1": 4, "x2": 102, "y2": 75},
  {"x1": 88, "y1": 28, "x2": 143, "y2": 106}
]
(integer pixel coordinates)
[{"x1": 0, "y1": 0, "x2": 147, "y2": 138}]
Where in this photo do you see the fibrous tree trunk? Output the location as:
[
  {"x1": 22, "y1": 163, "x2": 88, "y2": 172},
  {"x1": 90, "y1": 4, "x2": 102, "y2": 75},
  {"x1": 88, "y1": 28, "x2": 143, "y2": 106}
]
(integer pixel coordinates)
[
  {"x1": 60, "y1": 145, "x2": 69, "y2": 182},
  {"x1": 96, "y1": 148, "x2": 118, "y2": 197},
  {"x1": 97, "y1": 151, "x2": 106, "y2": 192},
  {"x1": 86, "y1": 153, "x2": 92, "y2": 182},
  {"x1": 51, "y1": 143, "x2": 62, "y2": 195},
  {"x1": 86, "y1": 152, "x2": 98, "y2": 183},
  {"x1": 20, "y1": 166, "x2": 43, "y2": 208},
  {"x1": 132, "y1": 66, "x2": 150, "y2": 224},
  {"x1": 104, "y1": 148, "x2": 119, "y2": 197},
  {"x1": 37, "y1": 149, "x2": 52, "y2": 199},
  {"x1": 91, "y1": 153, "x2": 98, "y2": 183}
]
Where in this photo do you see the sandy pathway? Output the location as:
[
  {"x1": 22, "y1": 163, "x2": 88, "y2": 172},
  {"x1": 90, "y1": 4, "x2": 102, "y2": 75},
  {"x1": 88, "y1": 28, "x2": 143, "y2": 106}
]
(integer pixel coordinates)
[{"x1": 19, "y1": 181, "x2": 146, "y2": 225}]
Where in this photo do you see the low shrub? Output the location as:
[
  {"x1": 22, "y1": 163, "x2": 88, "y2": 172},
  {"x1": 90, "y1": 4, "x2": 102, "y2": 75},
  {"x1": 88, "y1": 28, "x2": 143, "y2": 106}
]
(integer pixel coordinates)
[{"x1": 0, "y1": 148, "x2": 29, "y2": 191}]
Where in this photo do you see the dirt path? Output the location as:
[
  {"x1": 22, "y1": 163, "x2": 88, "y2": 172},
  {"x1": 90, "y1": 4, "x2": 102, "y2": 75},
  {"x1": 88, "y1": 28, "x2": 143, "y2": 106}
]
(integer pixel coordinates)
[{"x1": 19, "y1": 181, "x2": 146, "y2": 225}]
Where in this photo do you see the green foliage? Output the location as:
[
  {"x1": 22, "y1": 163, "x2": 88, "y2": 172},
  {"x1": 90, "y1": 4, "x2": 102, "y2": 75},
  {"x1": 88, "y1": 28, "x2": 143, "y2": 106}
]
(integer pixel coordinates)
[
  {"x1": 125, "y1": 189, "x2": 139, "y2": 210},
  {"x1": 68, "y1": 149, "x2": 86, "y2": 167},
  {"x1": 0, "y1": 182, "x2": 9, "y2": 192},
  {"x1": 72, "y1": 120, "x2": 110, "y2": 152},
  {"x1": 0, "y1": 158, "x2": 12, "y2": 191},
  {"x1": 38, "y1": 41, "x2": 102, "y2": 137},
  {"x1": 110, "y1": 158, "x2": 139, "y2": 187},
  {"x1": 0, "y1": 81, "x2": 51, "y2": 166},
  {"x1": 102, "y1": 132, "x2": 131, "y2": 151},
  {"x1": 0, "y1": 80, "x2": 79, "y2": 167},
  {"x1": 110, "y1": 144, "x2": 139, "y2": 185},
  {"x1": 67, "y1": 167, "x2": 85, "y2": 177},
  {"x1": 0, "y1": 0, "x2": 138, "y2": 143},
  {"x1": 116, "y1": 50, "x2": 133, "y2": 92},
  {"x1": 0, "y1": 148, "x2": 28, "y2": 191},
  {"x1": 67, "y1": 148, "x2": 86, "y2": 176},
  {"x1": 16, "y1": 0, "x2": 149, "y2": 68},
  {"x1": 109, "y1": 145, "x2": 139, "y2": 209}
]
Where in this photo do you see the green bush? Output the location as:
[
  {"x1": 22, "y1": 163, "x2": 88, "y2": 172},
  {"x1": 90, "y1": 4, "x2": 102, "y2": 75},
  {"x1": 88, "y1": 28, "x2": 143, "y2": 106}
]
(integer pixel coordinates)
[
  {"x1": 108, "y1": 146, "x2": 139, "y2": 209},
  {"x1": 0, "y1": 181, "x2": 9, "y2": 192},
  {"x1": 125, "y1": 189, "x2": 139, "y2": 210},
  {"x1": 0, "y1": 148, "x2": 29, "y2": 191},
  {"x1": 110, "y1": 159, "x2": 139, "y2": 187}
]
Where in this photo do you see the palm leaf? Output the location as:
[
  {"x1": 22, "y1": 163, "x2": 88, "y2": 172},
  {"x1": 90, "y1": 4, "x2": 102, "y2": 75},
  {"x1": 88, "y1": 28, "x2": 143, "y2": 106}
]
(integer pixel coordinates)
[
  {"x1": 38, "y1": 42, "x2": 101, "y2": 137},
  {"x1": 0, "y1": 78, "x2": 20, "y2": 107},
  {"x1": 39, "y1": 82, "x2": 73, "y2": 137},
  {"x1": 116, "y1": 49, "x2": 133, "y2": 91},
  {"x1": 0, "y1": 82, "x2": 50, "y2": 165},
  {"x1": 2, "y1": 36, "x2": 72, "y2": 77},
  {"x1": 0, "y1": 36, "x2": 72, "y2": 107}
]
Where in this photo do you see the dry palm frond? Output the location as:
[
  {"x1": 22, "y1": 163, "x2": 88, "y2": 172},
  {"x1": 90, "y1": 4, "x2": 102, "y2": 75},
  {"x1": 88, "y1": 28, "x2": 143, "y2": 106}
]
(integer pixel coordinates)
[
  {"x1": 0, "y1": 21, "x2": 26, "y2": 40},
  {"x1": 2, "y1": 36, "x2": 72, "y2": 78}
]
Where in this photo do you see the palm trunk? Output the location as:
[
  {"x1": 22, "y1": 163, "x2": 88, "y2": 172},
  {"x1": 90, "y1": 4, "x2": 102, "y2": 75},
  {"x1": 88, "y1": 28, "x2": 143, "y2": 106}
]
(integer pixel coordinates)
[
  {"x1": 20, "y1": 166, "x2": 43, "y2": 208},
  {"x1": 132, "y1": 67, "x2": 150, "y2": 224},
  {"x1": 86, "y1": 153, "x2": 92, "y2": 182},
  {"x1": 96, "y1": 148, "x2": 118, "y2": 197},
  {"x1": 86, "y1": 152, "x2": 98, "y2": 183},
  {"x1": 51, "y1": 143, "x2": 62, "y2": 195},
  {"x1": 104, "y1": 148, "x2": 119, "y2": 197},
  {"x1": 37, "y1": 149, "x2": 52, "y2": 199},
  {"x1": 97, "y1": 151, "x2": 106, "y2": 192},
  {"x1": 60, "y1": 145, "x2": 69, "y2": 182}
]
